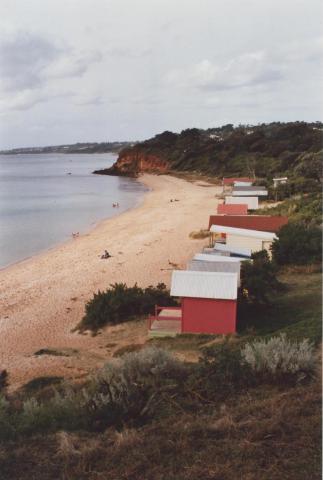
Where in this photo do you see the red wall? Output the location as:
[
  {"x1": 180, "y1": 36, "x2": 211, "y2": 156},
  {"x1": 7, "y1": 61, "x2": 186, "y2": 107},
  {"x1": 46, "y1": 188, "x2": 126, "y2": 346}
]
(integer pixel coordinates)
[{"x1": 182, "y1": 297, "x2": 237, "y2": 334}]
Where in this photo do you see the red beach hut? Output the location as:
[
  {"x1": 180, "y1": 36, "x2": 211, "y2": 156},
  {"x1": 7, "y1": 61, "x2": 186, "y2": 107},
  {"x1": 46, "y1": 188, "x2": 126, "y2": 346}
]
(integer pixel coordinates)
[{"x1": 148, "y1": 271, "x2": 238, "y2": 336}]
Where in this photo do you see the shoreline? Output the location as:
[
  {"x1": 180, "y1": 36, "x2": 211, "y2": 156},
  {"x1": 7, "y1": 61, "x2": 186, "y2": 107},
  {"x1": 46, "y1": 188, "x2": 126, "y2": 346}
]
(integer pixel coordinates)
[
  {"x1": 0, "y1": 178, "x2": 149, "y2": 273},
  {"x1": 0, "y1": 174, "x2": 221, "y2": 390}
]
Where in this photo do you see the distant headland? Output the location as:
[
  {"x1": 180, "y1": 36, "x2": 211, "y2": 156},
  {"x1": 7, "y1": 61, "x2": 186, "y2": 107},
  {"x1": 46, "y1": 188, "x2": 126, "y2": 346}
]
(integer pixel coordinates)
[{"x1": 0, "y1": 141, "x2": 135, "y2": 155}]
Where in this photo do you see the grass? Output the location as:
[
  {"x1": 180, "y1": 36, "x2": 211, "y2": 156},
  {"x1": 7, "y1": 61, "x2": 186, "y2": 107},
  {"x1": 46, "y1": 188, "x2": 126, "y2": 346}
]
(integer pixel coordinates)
[
  {"x1": 189, "y1": 229, "x2": 210, "y2": 239},
  {"x1": 238, "y1": 271, "x2": 322, "y2": 344},
  {"x1": 0, "y1": 379, "x2": 321, "y2": 480}
]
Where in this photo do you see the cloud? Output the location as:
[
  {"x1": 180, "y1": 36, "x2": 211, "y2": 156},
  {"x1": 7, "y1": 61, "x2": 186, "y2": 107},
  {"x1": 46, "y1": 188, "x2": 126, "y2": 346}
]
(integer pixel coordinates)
[
  {"x1": 165, "y1": 51, "x2": 283, "y2": 91},
  {"x1": 0, "y1": 31, "x2": 103, "y2": 112}
]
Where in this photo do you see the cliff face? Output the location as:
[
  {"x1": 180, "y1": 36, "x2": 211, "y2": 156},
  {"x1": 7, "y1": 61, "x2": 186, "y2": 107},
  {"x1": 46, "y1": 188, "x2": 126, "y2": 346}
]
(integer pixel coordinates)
[{"x1": 93, "y1": 148, "x2": 169, "y2": 176}]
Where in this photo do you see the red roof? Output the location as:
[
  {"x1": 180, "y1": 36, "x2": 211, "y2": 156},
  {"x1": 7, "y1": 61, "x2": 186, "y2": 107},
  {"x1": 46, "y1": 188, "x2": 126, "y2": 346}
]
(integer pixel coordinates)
[
  {"x1": 223, "y1": 177, "x2": 254, "y2": 185},
  {"x1": 217, "y1": 203, "x2": 248, "y2": 215},
  {"x1": 208, "y1": 215, "x2": 288, "y2": 232}
]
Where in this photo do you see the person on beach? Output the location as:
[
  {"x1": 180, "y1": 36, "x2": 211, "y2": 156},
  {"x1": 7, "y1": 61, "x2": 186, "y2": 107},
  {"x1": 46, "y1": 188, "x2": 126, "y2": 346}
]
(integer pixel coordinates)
[{"x1": 101, "y1": 250, "x2": 111, "y2": 259}]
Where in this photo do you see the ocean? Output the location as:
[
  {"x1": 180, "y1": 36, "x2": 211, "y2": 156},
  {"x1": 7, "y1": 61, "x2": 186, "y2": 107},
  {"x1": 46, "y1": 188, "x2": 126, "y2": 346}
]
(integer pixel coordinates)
[{"x1": 0, "y1": 152, "x2": 147, "y2": 269}]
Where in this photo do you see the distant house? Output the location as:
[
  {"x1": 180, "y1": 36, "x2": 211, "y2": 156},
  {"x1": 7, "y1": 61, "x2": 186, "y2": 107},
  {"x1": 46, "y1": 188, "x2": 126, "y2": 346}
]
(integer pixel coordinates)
[
  {"x1": 148, "y1": 271, "x2": 238, "y2": 336},
  {"x1": 232, "y1": 186, "x2": 268, "y2": 197},
  {"x1": 217, "y1": 203, "x2": 248, "y2": 215},
  {"x1": 210, "y1": 225, "x2": 278, "y2": 257},
  {"x1": 225, "y1": 196, "x2": 259, "y2": 210},
  {"x1": 208, "y1": 215, "x2": 288, "y2": 232}
]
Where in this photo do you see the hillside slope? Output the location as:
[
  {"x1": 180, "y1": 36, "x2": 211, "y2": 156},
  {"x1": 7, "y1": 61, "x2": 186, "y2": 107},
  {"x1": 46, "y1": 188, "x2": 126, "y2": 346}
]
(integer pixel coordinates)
[{"x1": 94, "y1": 122, "x2": 323, "y2": 182}]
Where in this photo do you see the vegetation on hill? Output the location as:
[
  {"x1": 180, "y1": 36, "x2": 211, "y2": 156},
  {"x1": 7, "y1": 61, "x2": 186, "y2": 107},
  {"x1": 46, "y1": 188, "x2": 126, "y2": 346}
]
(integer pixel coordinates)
[
  {"x1": 0, "y1": 142, "x2": 133, "y2": 155},
  {"x1": 258, "y1": 192, "x2": 322, "y2": 226},
  {"x1": 104, "y1": 122, "x2": 322, "y2": 190}
]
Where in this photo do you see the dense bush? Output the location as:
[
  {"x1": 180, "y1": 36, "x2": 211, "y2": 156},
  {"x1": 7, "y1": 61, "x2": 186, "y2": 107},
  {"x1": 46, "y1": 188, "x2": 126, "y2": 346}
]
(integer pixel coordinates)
[
  {"x1": 241, "y1": 334, "x2": 316, "y2": 381},
  {"x1": 240, "y1": 250, "x2": 282, "y2": 304},
  {"x1": 76, "y1": 283, "x2": 177, "y2": 332},
  {"x1": 272, "y1": 223, "x2": 322, "y2": 265}
]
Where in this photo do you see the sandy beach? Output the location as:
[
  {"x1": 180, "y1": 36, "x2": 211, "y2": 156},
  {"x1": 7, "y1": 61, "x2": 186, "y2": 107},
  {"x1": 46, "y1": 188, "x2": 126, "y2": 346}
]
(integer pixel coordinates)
[{"x1": 0, "y1": 174, "x2": 221, "y2": 390}]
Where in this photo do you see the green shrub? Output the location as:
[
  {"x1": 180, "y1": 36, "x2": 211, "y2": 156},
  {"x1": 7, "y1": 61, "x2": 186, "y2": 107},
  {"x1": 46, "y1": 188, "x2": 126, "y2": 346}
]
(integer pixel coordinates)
[
  {"x1": 0, "y1": 370, "x2": 8, "y2": 392},
  {"x1": 272, "y1": 223, "x2": 322, "y2": 265},
  {"x1": 239, "y1": 250, "x2": 282, "y2": 304},
  {"x1": 241, "y1": 334, "x2": 316, "y2": 382},
  {"x1": 76, "y1": 283, "x2": 177, "y2": 332}
]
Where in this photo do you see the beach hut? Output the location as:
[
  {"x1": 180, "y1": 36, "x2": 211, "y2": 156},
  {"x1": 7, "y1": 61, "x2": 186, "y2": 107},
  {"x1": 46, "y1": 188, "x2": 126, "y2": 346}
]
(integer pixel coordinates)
[
  {"x1": 208, "y1": 215, "x2": 288, "y2": 232},
  {"x1": 222, "y1": 177, "x2": 254, "y2": 193},
  {"x1": 232, "y1": 186, "x2": 268, "y2": 197},
  {"x1": 233, "y1": 181, "x2": 253, "y2": 187},
  {"x1": 148, "y1": 271, "x2": 238, "y2": 336},
  {"x1": 222, "y1": 177, "x2": 254, "y2": 186},
  {"x1": 210, "y1": 225, "x2": 277, "y2": 256},
  {"x1": 225, "y1": 196, "x2": 259, "y2": 210},
  {"x1": 217, "y1": 203, "x2": 248, "y2": 215},
  {"x1": 213, "y1": 242, "x2": 252, "y2": 258},
  {"x1": 188, "y1": 259, "x2": 241, "y2": 286}
]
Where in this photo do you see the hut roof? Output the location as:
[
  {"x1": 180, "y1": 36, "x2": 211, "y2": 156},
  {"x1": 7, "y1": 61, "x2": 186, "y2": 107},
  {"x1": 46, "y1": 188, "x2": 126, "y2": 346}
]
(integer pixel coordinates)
[
  {"x1": 223, "y1": 177, "x2": 253, "y2": 185},
  {"x1": 170, "y1": 270, "x2": 238, "y2": 300},
  {"x1": 208, "y1": 215, "x2": 288, "y2": 232}
]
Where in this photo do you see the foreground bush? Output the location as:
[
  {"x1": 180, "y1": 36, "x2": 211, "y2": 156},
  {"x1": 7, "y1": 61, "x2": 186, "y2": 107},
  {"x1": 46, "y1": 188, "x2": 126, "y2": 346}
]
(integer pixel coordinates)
[
  {"x1": 86, "y1": 347, "x2": 185, "y2": 427},
  {"x1": 272, "y1": 222, "x2": 322, "y2": 265},
  {"x1": 0, "y1": 348, "x2": 184, "y2": 440},
  {"x1": 76, "y1": 283, "x2": 177, "y2": 332},
  {"x1": 241, "y1": 334, "x2": 316, "y2": 381}
]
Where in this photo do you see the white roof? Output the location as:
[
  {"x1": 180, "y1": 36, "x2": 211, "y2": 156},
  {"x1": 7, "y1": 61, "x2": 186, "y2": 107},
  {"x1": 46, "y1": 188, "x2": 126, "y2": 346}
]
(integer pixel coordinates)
[
  {"x1": 273, "y1": 177, "x2": 288, "y2": 181},
  {"x1": 214, "y1": 242, "x2": 252, "y2": 257},
  {"x1": 170, "y1": 270, "x2": 238, "y2": 300},
  {"x1": 210, "y1": 225, "x2": 277, "y2": 241},
  {"x1": 194, "y1": 253, "x2": 246, "y2": 263}
]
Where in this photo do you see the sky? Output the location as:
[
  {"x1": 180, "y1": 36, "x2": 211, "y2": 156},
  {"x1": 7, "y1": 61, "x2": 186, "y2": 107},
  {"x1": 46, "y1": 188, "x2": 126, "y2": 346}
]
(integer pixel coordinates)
[{"x1": 0, "y1": 0, "x2": 322, "y2": 148}]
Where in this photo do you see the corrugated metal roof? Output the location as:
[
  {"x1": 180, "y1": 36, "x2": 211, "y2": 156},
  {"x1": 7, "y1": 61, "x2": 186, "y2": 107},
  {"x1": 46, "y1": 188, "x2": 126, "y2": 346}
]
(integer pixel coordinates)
[
  {"x1": 217, "y1": 203, "x2": 248, "y2": 215},
  {"x1": 232, "y1": 189, "x2": 268, "y2": 197},
  {"x1": 209, "y1": 215, "x2": 288, "y2": 232},
  {"x1": 214, "y1": 243, "x2": 252, "y2": 257},
  {"x1": 194, "y1": 253, "x2": 246, "y2": 263},
  {"x1": 188, "y1": 260, "x2": 241, "y2": 286},
  {"x1": 225, "y1": 196, "x2": 259, "y2": 209},
  {"x1": 210, "y1": 225, "x2": 278, "y2": 240},
  {"x1": 171, "y1": 270, "x2": 238, "y2": 300}
]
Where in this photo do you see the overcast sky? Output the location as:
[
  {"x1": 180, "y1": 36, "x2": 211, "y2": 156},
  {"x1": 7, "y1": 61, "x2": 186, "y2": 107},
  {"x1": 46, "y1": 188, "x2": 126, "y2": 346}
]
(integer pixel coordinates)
[{"x1": 0, "y1": 0, "x2": 322, "y2": 148}]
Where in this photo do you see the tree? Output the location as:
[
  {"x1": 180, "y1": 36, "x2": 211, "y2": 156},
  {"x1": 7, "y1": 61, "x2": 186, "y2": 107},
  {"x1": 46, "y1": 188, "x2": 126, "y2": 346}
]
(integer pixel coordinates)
[
  {"x1": 271, "y1": 223, "x2": 322, "y2": 265},
  {"x1": 240, "y1": 250, "x2": 282, "y2": 305}
]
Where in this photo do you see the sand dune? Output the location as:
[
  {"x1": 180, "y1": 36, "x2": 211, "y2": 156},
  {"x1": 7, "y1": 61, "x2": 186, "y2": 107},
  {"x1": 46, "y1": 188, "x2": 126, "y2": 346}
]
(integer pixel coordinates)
[{"x1": 0, "y1": 174, "x2": 221, "y2": 389}]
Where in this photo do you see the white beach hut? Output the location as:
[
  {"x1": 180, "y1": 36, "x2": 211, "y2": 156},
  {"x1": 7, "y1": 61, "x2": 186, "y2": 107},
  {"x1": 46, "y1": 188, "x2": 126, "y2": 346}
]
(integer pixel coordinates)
[
  {"x1": 225, "y1": 196, "x2": 259, "y2": 210},
  {"x1": 210, "y1": 224, "x2": 277, "y2": 257}
]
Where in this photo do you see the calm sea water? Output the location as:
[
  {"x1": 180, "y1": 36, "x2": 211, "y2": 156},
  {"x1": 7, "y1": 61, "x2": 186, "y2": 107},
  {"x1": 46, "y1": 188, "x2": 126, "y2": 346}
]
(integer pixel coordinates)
[{"x1": 0, "y1": 153, "x2": 147, "y2": 269}]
